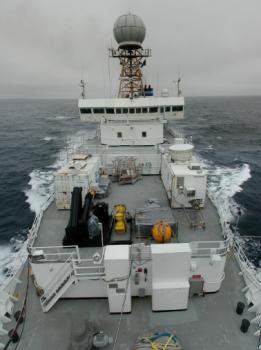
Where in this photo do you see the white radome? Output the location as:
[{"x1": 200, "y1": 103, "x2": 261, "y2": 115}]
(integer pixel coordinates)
[{"x1": 113, "y1": 13, "x2": 146, "y2": 48}]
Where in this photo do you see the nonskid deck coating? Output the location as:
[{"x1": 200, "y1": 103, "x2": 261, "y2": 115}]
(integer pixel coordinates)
[
  {"x1": 34, "y1": 175, "x2": 223, "y2": 251},
  {"x1": 4, "y1": 175, "x2": 258, "y2": 349},
  {"x1": 4, "y1": 254, "x2": 257, "y2": 350}
]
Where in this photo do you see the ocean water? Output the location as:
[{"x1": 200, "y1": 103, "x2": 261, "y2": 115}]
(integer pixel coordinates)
[{"x1": 0, "y1": 97, "x2": 260, "y2": 282}]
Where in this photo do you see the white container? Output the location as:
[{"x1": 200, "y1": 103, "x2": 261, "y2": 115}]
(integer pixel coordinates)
[
  {"x1": 54, "y1": 156, "x2": 101, "y2": 209},
  {"x1": 151, "y1": 243, "x2": 191, "y2": 311},
  {"x1": 104, "y1": 245, "x2": 131, "y2": 313}
]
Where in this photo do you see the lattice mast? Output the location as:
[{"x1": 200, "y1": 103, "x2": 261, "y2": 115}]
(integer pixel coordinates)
[{"x1": 109, "y1": 14, "x2": 151, "y2": 99}]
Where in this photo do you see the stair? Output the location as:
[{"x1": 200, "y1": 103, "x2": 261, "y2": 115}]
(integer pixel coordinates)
[
  {"x1": 40, "y1": 257, "x2": 75, "y2": 312},
  {"x1": 39, "y1": 254, "x2": 106, "y2": 312}
]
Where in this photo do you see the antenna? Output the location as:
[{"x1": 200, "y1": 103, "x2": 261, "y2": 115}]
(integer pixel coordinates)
[
  {"x1": 107, "y1": 50, "x2": 112, "y2": 98},
  {"x1": 173, "y1": 78, "x2": 182, "y2": 97},
  {"x1": 80, "y1": 80, "x2": 86, "y2": 99}
]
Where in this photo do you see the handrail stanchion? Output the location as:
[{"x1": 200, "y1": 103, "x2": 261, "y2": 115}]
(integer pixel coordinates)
[{"x1": 99, "y1": 223, "x2": 104, "y2": 247}]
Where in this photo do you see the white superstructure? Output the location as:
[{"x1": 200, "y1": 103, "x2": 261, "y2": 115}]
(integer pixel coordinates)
[
  {"x1": 79, "y1": 96, "x2": 184, "y2": 122},
  {"x1": 4, "y1": 13, "x2": 261, "y2": 349}
]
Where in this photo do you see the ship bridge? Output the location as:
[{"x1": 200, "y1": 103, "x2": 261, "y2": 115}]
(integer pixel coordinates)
[{"x1": 78, "y1": 96, "x2": 185, "y2": 123}]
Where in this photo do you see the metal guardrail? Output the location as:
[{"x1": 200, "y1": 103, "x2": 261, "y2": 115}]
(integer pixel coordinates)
[
  {"x1": 30, "y1": 245, "x2": 80, "y2": 262},
  {"x1": 73, "y1": 261, "x2": 105, "y2": 277},
  {"x1": 27, "y1": 194, "x2": 55, "y2": 249},
  {"x1": 233, "y1": 238, "x2": 261, "y2": 291},
  {"x1": 1, "y1": 193, "x2": 55, "y2": 292},
  {"x1": 190, "y1": 239, "x2": 229, "y2": 257}
]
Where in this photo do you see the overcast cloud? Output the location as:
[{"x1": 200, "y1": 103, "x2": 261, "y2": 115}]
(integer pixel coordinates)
[{"x1": 0, "y1": 0, "x2": 260, "y2": 98}]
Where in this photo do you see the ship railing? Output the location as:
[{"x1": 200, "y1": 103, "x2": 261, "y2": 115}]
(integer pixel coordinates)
[
  {"x1": 165, "y1": 127, "x2": 192, "y2": 144},
  {"x1": 233, "y1": 238, "x2": 261, "y2": 291},
  {"x1": 27, "y1": 193, "x2": 55, "y2": 249},
  {"x1": 174, "y1": 134, "x2": 193, "y2": 144},
  {"x1": 190, "y1": 239, "x2": 229, "y2": 258},
  {"x1": 30, "y1": 245, "x2": 80, "y2": 262},
  {"x1": 0, "y1": 194, "x2": 55, "y2": 293},
  {"x1": 72, "y1": 261, "x2": 105, "y2": 278},
  {"x1": 130, "y1": 244, "x2": 152, "y2": 261}
]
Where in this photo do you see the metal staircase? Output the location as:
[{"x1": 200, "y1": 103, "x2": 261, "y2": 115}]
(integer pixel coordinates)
[
  {"x1": 40, "y1": 255, "x2": 75, "y2": 312},
  {"x1": 38, "y1": 248, "x2": 106, "y2": 312}
]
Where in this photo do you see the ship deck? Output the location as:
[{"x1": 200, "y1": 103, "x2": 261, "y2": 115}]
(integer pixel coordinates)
[
  {"x1": 4, "y1": 176, "x2": 258, "y2": 350},
  {"x1": 34, "y1": 176, "x2": 223, "y2": 251}
]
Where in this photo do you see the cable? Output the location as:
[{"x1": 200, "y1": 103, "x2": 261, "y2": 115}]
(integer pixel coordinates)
[
  {"x1": 258, "y1": 323, "x2": 261, "y2": 350},
  {"x1": 3, "y1": 257, "x2": 30, "y2": 350},
  {"x1": 112, "y1": 259, "x2": 133, "y2": 350}
]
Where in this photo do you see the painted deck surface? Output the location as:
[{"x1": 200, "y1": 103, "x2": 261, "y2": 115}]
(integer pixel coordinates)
[
  {"x1": 3, "y1": 176, "x2": 258, "y2": 349},
  {"x1": 34, "y1": 176, "x2": 223, "y2": 250}
]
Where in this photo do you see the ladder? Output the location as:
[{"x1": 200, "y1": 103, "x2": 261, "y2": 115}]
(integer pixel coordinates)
[
  {"x1": 40, "y1": 255, "x2": 75, "y2": 312},
  {"x1": 39, "y1": 255, "x2": 106, "y2": 312}
]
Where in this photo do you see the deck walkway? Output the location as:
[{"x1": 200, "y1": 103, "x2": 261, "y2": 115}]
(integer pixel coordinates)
[
  {"x1": 34, "y1": 176, "x2": 223, "y2": 251},
  {"x1": 2, "y1": 176, "x2": 258, "y2": 349}
]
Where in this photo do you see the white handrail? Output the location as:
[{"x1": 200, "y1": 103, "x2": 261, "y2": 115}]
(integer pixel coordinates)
[
  {"x1": 1, "y1": 193, "x2": 55, "y2": 292},
  {"x1": 30, "y1": 245, "x2": 80, "y2": 261},
  {"x1": 190, "y1": 239, "x2": 229, "y2": 257},
  {"x1": 27, "y1": 193, "x2": 55, "y2": 249},
  {"x1": 233, "y1": 239, "x2": 261, "y2": 291}
]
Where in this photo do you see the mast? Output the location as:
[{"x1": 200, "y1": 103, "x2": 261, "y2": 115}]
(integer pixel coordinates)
[{"x1": 109, "y1": 14, "x2": 151, "y2": 99}]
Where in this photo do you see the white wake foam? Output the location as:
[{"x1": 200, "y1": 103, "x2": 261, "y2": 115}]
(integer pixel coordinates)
[
  {"x1": 1, "y1": 128, "x2": 252, "y2": 287},
  {"x1": 24, "y1": 169, "x2": 54, "y2": 214},
  {"x1": 25, "y1": 129, "x2": 97, "y2": 215},
  {"x1": 55, "y1": 115, "x2": 73, "y2": 120},
  {"x1": 0, "y1": 129, "x2": 96, "y2": 287},
  {"x1": 43, "y1": 136, "x2": 53, "y2": 142},
  {"x1": 204, "y1": 161, "x2": 251, "y2": 238}
]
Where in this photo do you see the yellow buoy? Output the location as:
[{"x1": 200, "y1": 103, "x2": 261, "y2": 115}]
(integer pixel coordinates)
[
  {"x1": 114, "y1": 204, "x2": 126, "y2": 233},
  {"x1": 152, "y1": 221, "x2": 172, "y2": 242}
]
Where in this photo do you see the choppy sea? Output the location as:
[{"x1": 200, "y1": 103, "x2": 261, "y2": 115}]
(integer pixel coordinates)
[{"x1": 0, "y1": 96, "x2": 260, "y2": 284}]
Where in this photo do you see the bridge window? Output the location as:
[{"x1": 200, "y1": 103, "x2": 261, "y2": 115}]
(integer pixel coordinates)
[
  {"x1": 160, "y1": 107, "x2": 164, "y2": 113},
  {"x1": 172, "y1": 105, "x2": 183, "y2": 112},
  {"x1": 80, "y1": 108, "x2": 92, "y2": 114},
  {"x1": 142, "y1": 107, "x2": 148, "y2": 113},
  {"x1": 136, "y1": 108, "x2": 141, "y2": 113},
  {"x1": 142, "y1": 131, "x2": 147, "y2": 138},
  {"x1": 116, "y1": 108, "x2": 122, "y2": 114},
  {"x1": 129, "y1": 108, "x2": 135, "y2": 114},
  {"x1": 93, "y1": 108, "x2": 105, "y2": 114},
  {"x1": 149, "y1": 107, "x2": 158, "y2": 113},
  {"x1": 117, "y1": 132, "x2": 122, "y2": 138},
  {"x1": 123, "y1": 108, "x2": 128, "y2": 114},
  {"x1": 165, "y1": 106, "x2": 171, "y2": 112},
  {"x1": 106, "y1": 108, "x2": 115, "y2": 114}
]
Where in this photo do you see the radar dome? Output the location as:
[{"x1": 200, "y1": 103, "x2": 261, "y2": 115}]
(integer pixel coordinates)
[{"x1": 113, "y1": 14, "x2": 146, "y2": 49}]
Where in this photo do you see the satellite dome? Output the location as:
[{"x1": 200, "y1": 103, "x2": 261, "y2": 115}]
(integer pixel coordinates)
[{"x1": 113, "y1": 14, "x2": 146, "y2": 49}]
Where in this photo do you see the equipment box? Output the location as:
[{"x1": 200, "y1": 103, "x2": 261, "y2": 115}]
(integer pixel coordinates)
[
  {"x1": 189, "y1": 276, "x2": 204, "y2": 297},
  {"x1": 152, "y1": 281, "x2": 189, "y2": 311}
]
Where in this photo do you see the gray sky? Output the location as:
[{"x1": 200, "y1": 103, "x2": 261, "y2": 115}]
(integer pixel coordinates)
[{"x1": 0, "y1": 0, "x2": 260, "y2": 98}]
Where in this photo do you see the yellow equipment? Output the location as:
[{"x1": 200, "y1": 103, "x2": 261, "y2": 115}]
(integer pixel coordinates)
[
  {"x1": 114, "y1": 204, "x2": 126, "y2": 233},
  {"x1": 152, "y1": 220, "x2": 172, "y2": 242}
]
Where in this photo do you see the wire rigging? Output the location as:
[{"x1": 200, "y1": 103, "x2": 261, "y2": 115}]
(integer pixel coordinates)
[
  {"x1": 3, "y1": 258, "x2": 30, "y2": 350},
  {"x1": 112, "y1": 259, "x2": 133, "y2": 350}
]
